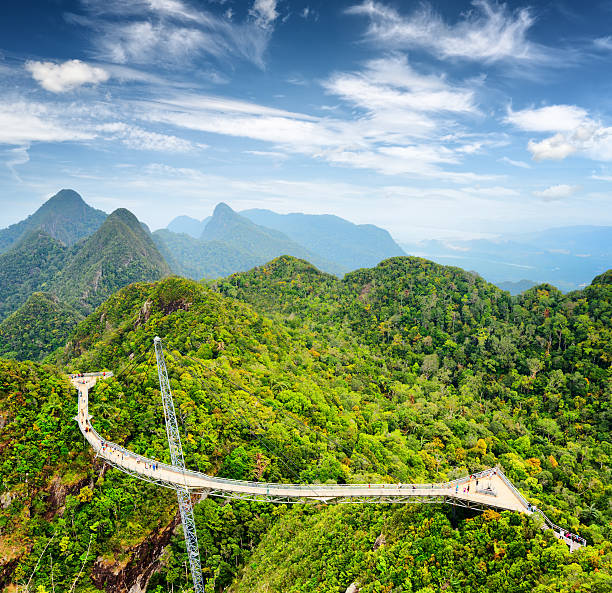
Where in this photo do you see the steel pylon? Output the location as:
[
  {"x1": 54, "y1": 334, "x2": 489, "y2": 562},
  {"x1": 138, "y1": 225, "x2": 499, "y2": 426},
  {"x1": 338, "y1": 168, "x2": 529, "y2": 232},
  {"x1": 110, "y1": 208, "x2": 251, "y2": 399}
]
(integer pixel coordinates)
[{"x1": 154, "y1": 337, "x2": 204, "y2": 593}]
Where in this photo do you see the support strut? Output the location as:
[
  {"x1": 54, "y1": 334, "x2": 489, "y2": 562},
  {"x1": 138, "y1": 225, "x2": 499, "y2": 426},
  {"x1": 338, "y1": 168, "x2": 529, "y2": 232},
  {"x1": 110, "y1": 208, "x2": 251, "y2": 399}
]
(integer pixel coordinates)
[{"x1": 154, "y1": 337, "x2": 204, "y2": 593}]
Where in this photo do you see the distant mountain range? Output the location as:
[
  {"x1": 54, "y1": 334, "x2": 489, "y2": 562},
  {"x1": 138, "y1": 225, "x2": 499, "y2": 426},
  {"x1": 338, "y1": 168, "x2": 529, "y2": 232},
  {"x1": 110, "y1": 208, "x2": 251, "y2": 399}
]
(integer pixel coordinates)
[
  {"x1": 402, "y1": 226, "x2": 612, "y2": 293},
  {"x1": 0, "y1": 190, "x2": 406, "y2": 359},
  {"x1": 155, "y1": 203, "x2": 342, "y2": 278},
  {"x1": 167, "y1": 215, "x2": 211, "y2": 237},
  {"x1": 1, "y1": 188, "x2": 610, "y2": 359},
  {"x1": 162, "y1": 204, "x2": 405, "y2": 278}
]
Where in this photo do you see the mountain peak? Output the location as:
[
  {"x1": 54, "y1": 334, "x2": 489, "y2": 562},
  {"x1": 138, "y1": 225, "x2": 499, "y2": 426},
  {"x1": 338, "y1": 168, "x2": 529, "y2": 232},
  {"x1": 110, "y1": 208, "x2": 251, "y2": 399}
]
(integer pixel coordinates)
[
  {"x1": 46, "y1": 189, "x2": 86, "y2": 209},
  {"x1": 107, "y1": 207, "x2": 141, "y2": 228},
  {"x1": 212, "y1": 202, "x2": 236, "y2": 218},
  {"x1": 0, "y1": 189, "x2": 107, "y2": 254}
]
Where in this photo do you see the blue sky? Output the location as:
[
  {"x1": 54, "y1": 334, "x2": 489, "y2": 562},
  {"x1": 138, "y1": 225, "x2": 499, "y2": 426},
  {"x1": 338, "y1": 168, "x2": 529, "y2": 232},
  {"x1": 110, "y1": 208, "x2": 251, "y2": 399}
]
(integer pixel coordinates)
[{"x1": 1, "y1": 0, "x2": 612, "y2": 241}]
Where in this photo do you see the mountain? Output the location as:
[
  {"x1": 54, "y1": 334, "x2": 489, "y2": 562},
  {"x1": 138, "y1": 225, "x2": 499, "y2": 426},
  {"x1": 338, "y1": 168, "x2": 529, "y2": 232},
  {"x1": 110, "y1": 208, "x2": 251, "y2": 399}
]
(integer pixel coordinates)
[
  {"x1": 201, "y1": 203, "x2": 339, "y2": 273},
  {"x1": 496, "y1": 279, "x2": 538, "y2": 294},
  {"x1": 2, "y1": 263, "x2": 609, "y2": 592},
  {"x1": 167, "y1": 215, "x2": 210, "y2": 238},
  {"x1": 152, "y1": 229, "x2": 261, "y2": 279},
  {"x1": 0, "y1": 292, "x2": 82, "y2": 360},
  {"x1": 0, "y1": 229, "x2": 69, "y2": 322},
  {"x1": 240, "y1": 208, "x2": 406, "y2": 271},
  {"x1": 0, "y1": 206, "x2": 171, "y2": 360},
  {"x1": 156, "y1": 203, "x2": 341, "y2": 279},
  {"x1": 402, "y1": 225, "x2": 612, "y2": 292},
  {"x1": 50, "y1": 208, "x2": 171, "y2": 314},
  {"x1": 0, "y1": 189, "x2": 106, "y2": 253}
]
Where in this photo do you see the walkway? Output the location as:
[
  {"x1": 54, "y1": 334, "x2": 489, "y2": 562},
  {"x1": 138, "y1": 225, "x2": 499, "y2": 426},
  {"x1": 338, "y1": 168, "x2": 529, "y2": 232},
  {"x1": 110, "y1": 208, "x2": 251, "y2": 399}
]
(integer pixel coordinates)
[{"x1": 70, "y1": 372, "x2": 586, "y2": 550}]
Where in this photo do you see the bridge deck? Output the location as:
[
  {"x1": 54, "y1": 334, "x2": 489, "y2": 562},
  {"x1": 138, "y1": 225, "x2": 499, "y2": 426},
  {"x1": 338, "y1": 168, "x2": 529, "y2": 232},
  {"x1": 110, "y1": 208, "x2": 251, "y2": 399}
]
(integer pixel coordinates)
[{"x1": 70, "y1": 373, "x2": 586, "y2": 549}]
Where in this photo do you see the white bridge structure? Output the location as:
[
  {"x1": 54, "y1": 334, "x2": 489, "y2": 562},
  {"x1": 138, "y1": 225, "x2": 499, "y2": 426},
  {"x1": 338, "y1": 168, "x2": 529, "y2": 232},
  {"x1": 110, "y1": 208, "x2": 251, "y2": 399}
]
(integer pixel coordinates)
[{"x1": 70, "y1": 355, "x2": 586, "y2": 589}]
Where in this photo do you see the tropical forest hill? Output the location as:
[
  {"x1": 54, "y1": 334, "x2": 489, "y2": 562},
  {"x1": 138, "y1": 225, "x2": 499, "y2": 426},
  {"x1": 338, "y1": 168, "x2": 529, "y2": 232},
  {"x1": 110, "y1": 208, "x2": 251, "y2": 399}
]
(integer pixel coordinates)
[
  {"x1": 0, "y1": 259, "x2": 610, "y2": 592},
  {"x1": 0, "y1": 208, "x2": 169, "y2": 360}
]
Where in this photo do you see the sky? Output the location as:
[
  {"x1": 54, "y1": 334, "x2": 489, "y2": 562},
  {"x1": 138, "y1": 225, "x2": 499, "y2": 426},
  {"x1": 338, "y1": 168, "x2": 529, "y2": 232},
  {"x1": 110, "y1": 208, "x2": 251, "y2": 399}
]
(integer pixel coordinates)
[{"x1": 1, "y1": 0, "x2": 612, "y2": 242}]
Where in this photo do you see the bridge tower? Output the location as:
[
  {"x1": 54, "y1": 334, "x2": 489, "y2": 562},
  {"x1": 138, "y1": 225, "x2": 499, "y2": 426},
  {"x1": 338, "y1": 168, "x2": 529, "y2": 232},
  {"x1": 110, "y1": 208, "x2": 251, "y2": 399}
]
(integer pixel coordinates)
[{"x1": 154, "y1": 337, "x2": 204, "y2": 593}]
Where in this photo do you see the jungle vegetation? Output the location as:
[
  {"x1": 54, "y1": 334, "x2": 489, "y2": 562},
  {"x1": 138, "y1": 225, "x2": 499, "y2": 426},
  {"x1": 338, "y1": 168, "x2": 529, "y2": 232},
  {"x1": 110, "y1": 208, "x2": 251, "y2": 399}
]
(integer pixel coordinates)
[{"x1": 0, "y1": 257, "x2": 610, "y2": 592}]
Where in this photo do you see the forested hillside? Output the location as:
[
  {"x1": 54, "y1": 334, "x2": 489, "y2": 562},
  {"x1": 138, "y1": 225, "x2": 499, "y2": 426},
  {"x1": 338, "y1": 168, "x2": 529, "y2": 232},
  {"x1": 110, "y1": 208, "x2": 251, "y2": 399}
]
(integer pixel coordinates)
[
  {"x1": 0, "y1": 230, "x2": 69, "y2": 322},
  {"x1": 152, "y1": 229, "x2": 261, "y2": 280},
  {"x1": 0, "y1": 263, "x2": 610, "y2": 592},
  {"x1": 50, "y1": 208, "x2": 170, "y2": 315},
  {"x1": 0, "y1": 292, "x2": 82, "y2": 360},
  {"x1": 0, "y1": 208, "x2": 169, "y2": 360}
]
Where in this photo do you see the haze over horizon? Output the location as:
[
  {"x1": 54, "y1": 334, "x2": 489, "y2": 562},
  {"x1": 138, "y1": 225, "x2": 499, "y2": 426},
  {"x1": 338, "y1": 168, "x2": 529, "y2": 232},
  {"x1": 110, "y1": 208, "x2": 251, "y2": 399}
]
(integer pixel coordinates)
[{"x1": 2, "y1": 0, "x2": 612, "y2": 241}]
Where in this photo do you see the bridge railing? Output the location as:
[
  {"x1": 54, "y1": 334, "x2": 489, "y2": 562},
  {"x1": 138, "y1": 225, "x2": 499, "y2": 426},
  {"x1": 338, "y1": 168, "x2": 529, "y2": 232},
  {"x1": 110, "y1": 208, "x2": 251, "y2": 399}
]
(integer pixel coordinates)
[
  {"x1": 82, "y1": 418, "x2": 501, "y2": 494},
  {"x1": 75, "y1": 374, "x2": 501, "y2": 493},
  {"x1": 533, "y1": 508, "x2": 587, "y2": 547}
]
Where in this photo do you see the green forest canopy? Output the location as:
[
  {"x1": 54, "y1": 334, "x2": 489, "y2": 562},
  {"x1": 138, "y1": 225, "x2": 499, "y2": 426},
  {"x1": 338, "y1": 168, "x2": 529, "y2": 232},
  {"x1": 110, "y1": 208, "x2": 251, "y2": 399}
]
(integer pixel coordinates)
[{"x1": 0, "y1": 257, "x2": 610, "y2": 592}]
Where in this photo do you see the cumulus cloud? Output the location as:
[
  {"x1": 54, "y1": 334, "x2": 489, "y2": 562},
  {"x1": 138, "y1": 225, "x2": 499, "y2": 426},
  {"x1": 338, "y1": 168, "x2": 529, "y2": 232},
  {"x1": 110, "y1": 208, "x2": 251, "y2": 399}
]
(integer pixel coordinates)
[
  {"x1": 250, "y1": 0, "x2": 279, "y2": 30},
  {"x1": 533, "y1": 184, "x2": 580, "y2": 200},
  {"x1": 346, "y1": 0, "x2": 542, "y2": 63},
  {"x1": 527, "y1": 133, "x2": 577, "y2": 161},
  {"x1": 505, "y1": 105, "x2": 589, "y2": 132},
  {"x1": 507, "y1": 104, "x2": 612, "y2": 162},
  {"x1": 25, "y1": 59, "x2": 109, "y2": 93}
]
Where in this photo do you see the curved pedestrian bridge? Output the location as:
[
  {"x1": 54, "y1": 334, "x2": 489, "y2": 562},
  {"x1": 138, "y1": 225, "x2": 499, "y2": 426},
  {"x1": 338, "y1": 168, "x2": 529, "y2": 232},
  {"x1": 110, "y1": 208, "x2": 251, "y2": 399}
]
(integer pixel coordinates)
[{"x1": 71, "y1": 372, "x2": 586, "y2": 550}]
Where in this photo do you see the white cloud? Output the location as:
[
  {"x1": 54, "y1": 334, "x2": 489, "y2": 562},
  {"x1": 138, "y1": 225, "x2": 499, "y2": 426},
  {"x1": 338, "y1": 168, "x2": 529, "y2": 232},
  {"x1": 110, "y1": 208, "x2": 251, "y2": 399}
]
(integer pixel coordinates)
[
  {"x1": 499, "y1": 156, "x2": 531, "y2": 169},
  {"x1": 323, "y1": 55, "x2": 477, "y2": 117},
  {"x1": 244, "y1": 150, "x2": 289, "y2": 159},
  {"x1": 507, "y1": 104, "x2": 612, "y2": 162},
  {"x1": 526, "y1": 124, "x2": 612, "y2": 162},
  {"x1": 250, "y1": 0, "x2": 279, "y2": 30},
  {"x1": 594, "y1": 36, "x2": 612, "y2": 51},
  {"x1": 4, "y1": 145, "x2": 30, "y2": 181},
  {"x1": 347, "y1": 0, "x2": 542, "y2": 63},
  {"x1": 0, "y1": 101, "x2": 94, "y2": 145},
  {"x1": 25, "y1": 59, "x2": 109, "y2": 93},
  {"x1": 138, "y1": 86, "x2": 495, "y2": 181},
  {"x1": 527, "y1": 133, "x2": 577, "y2": 161},
  {"x1": 505, "y1": 105, "x2": 589, "y2": 132},
  {"x1": 533, "y1": 184, "x2": 580, "y2": 200},
  {"x1": 77, "y1": 0, "x2": 276, "y2": 68},
  {"x1": 97, "y1": 122, "x2": 196, "y2": 151}
]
